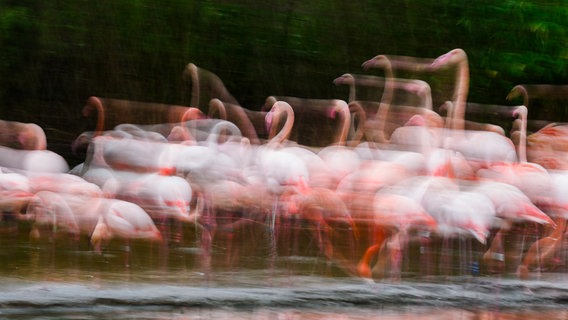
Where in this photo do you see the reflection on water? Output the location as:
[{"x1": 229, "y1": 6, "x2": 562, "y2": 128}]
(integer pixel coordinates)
[
  {"x1": 1, "y1": 214, "x2": 568, "y2": 319},
  {"x1": 6, "y1": 308, "x2": 568, "y2": 320}
]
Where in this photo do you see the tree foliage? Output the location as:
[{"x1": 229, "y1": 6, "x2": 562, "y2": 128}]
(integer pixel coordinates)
[{"x1": 0, "y1": 0, "x2": 567, "y2": 138}]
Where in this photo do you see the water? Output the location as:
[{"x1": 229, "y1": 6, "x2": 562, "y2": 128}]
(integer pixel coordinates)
[
  {"x1": 1, "y1": 218, "x2": 567, "y2": 319},
  {"x1": 1, "y1": 273, "x2": 568, "y2": 319}
]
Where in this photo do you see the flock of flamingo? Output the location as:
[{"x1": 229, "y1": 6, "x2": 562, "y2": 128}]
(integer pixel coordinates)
[{"x1": 1, "y1": 48, "x2": 568, "y2": 281}]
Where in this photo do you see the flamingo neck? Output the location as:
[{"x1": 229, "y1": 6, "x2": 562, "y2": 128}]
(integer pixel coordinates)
[
  {"x1": 84, "y1": 96, "x2": 105, "y2": 137},
  {"x1": 267, "y1": 102, "x2": 294, "y2": 146},
  {"x1": 375, "y1": 57, "x2": 395, "y2": 144},
  {"x1": 348, "y1": 77, "x2": 356, "y2": 102},
  {"x1": 187, "y1": 63, "x2": 200, "y2": 109},
  {"x1": 208, "y1": 98, "x2": 227, "y2": 120},
  {"x1": 548, "y1": 217, "x2": 566, "y2": 241},
  {"x1": 181, "y1": 107, "x2": 204, "y2": 123},
  {"x1": 508, "y1": 85, "x2": 529, "y2": 108},
  {"x1": 451, "y1": 55, "x2": 469, "y2": 131},
  {"x1": 332, "y1": 101, "x2": 351, "y2": 146},
  {"x1": 514, "y1": 105, "x2": 528, "y2": 163}
]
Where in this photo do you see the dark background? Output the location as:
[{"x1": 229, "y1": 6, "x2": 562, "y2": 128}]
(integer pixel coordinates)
[{"x1": 1, "y1": 1, "x2": 567, "y2": 165}]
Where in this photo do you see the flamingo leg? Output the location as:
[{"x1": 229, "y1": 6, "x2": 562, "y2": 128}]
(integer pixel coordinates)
[{"x1": 357, "y1": 227, "x2": 388, "y2": 279}]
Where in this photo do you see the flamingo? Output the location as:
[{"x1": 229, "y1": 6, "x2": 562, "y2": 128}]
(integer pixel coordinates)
[
  {"x1": 43, "y1": 191, "x2": 162, "y2": 256},
  {"x1": 360, "y1": 55, "x2": 474, "y2": 180},
  {"x1": 0, "y1": 170, "x2": 35, "y2": 215},
  {"x1": 507, "y1": 84, "x2": 568, "y2": 133},
  {"x1": 262, "y1": 96, "x2": 352, "y2": 148},
  {"x1": 475, "y1": 106, "x2": 554, "y2": 206},
  {"x1": 357, "y1": 192, "x2": 437, "y2": 280},
  {"x1": 100, "y1": 170, "x2": 199, "y2": 225},
  {"x1": 462, "y1": 179, "x2": 556, "y2": 273},
  {"x1": 367, "y1": 49, "x2": 502, "y2": 134},
  {"x1": 387, "y1": 174, "x2": 496, "y2": 276},
  {"x1": 79, "y1": 135, "x2": 172, "y2": 174},
  {"x1": 0, "y1": 145, "x2": 69, "y2": 173},
  {"x1": 517, "y1": 216, "x2": 566, "y2": 280},
  {"x1": 333, "y1": 73, "x2": 441, "y2": 145},
  {"x1": 506, "y1": 84, "x2": 568, "y2": 170},
  {"x1": 333, "y1": 73, "x2": 433, "y2": 109},
  {"x1": 0, "y1": 119, "x2": 47, "y2": 150},
  {"x1": 250, "y1": 101, "x2": 312, "y2": 262},
  {"x1": 516, "y1": 171, "x2": 568, "y2": 278},
  {"x1": 76, "y1": 96, "x2": 205, "y2": 153},
  {"x1": 24, "y1": 171, "x2": 103, "y2": 197},
  {"x1": 89, "y1": 197, "x2": 163, "y2": 260},
  {"x1": 414, "y1": 48, "x2": 516, "y2": 172},
  {"x1": 262, "y1": 95, "x2": 364, "y2": 192},
  {"x1": 208, "y1": 98, "x2": 267, "y2": 145},
  {"x1": 82, "y1": 96, "x2": 204, "y2": 135},
  {"x1": 474, "y1": 104, "x2": 565, "y2": 277},
  {"x1": 25, "y1": 190, "x2": 80, "y2": 243},
  {"x1": 183, "y1": 62, "x2": 240, "y2": 114},
  {"x1": 361, "y1": 55, "x2": 445, "y2": 148},
  {"x1": 281, "y1": 187, "x2": 359, "y2": 274}
]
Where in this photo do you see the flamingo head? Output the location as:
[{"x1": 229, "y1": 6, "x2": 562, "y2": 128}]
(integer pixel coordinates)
[
  {"x1": 333, "y1": 73, "x2": 354, "y2": 86},
  {"x1": 506, "y1": 85, "x2": 526, "y2": 101},
  {"x1": 361, "y1": 55, "x2": 390, "y2": 70},
  {"x1": 429, "y1": 48, "x2": 467, "y2": 70},
  {"x1": 404, "y1": 114, "x2": 427, "y2": 127},
  {"x1": 512, "y1": 105, "x2": 528, "y2": 120}
]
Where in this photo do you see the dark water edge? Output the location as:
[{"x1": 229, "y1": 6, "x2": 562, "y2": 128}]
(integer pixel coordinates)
[
  {"x1": 1, "y1": 219, "x2": 567, "y2": 319},
  {"x1": 1, "y1": 273, "x2": 567, "y2": 319}
]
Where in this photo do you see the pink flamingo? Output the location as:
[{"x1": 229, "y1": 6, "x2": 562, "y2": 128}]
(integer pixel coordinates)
[
  {"x1": 0, "y1": 145, "x2": 69, "y2": 173},
  {"x1": 517, "y1": 216, "x2": 566, "y2": 279},
  {"x1": 333, "y1": 72, "x2": 441, "y2": 145},
  {"x1": 250, "y1": 101, "x2": 313, "y2": 266},
  {"x1": 463, "y1": 180, "x2": 556, "y2": 273},
  {"x1": 263, "y1": 96, "x2": 352, "y2": 148},
  {"x1": 361, "y1": 55, "x2": 445, "y2": 147},
  {"x1": 183, "y1": 62, "x2": 240, "y2": 114},
  {"x1": 0, "y1": 119, "x2": 47, "y2": 150},
  {"x1": 25, "y1": 190, "x2": 80, "y2": 243},
  {"x1": 360, "y1": 56, "x2": 474, "y2": 180},
  {"x1": 475, "y1": 106, "x2": 554, "y2": 206},
  {"x1": 506, "y1": 84, "x2": 568, "y2": 170},
  {"x1": 208, "y1": 98, "x2": 267, "y2": 145},
  {"x1": 82, "y1": 96, "x2": 205, "y2": 135},
  {"x1": 90, "y1": 197, "x2": 163, "y2": 264},
  {"x1": 333, "y1": 73, "x2": 433, "y2": 109},
  {"x1": 0, "y1": 171, "x2": 35, "y2": 216},
  {"x1": 357, "y1": 192, "x2": 437, "y2": 280},
  {"x1": 281, "y1": 187, "x2": 359, "y2": 275},
  {"x1": 25, "y1": 171, "x2": 103, "y2": 197}
]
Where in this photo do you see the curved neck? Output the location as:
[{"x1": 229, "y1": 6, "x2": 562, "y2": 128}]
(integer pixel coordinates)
[
  {"x1": 186, "y1": 63, "x2": 200, "y2": 108},
  {"x1": 181, "y1": 107, "x2": 204, "y2": 123},
  {"x1": 418, "y1": 84, "x2": 433, "y2": 110},
  {"x1": 84, "y1": 96, "x2": 105, "y2": 136},
  {"x1": 347, "y1": 76, "x2": 356, "y2": 102},
  {"x1": 208, "y1": 98, "x2": 227, "y2": 120},
  {"x1": 267, "y1": 101, "x2": 294, "y2": 146},
  {"x1": 451, "y1": 55, "x2": 469, "y2": 131},
  {"x1": 548, "y1": 216, "x2": 566, "y2": 241},
  {"x1": 332, "y1": 101, "x2": 351, "y2": 146},
  {"x1": 374, "y1": 56, "x2": 395, "y2": 144},
  {"x1": 513, "y1": 105, "x2": 528, "y2": 163},
  {"x1": 507, "y1": 85, "x2": 529, "y2": 108},
  {"x1": 347, "y1": 102, "x2": 366, "y2": 146},
  {"x1": 207, "y1": 120, "x2": 242, "y2": 147}
]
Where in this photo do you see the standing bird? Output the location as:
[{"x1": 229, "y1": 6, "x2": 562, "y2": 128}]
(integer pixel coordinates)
[
  {"x1": 90, "y1": 197, "x2": 163, "y2": 264},
  {"x1": 357, "y1": 192, "x2": 436, "y2": 280}
]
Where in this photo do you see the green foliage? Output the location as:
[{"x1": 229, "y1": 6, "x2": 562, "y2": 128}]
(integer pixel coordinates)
[{"x1": 1, "y1": 0, "x2": 567, "y2": 129}]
